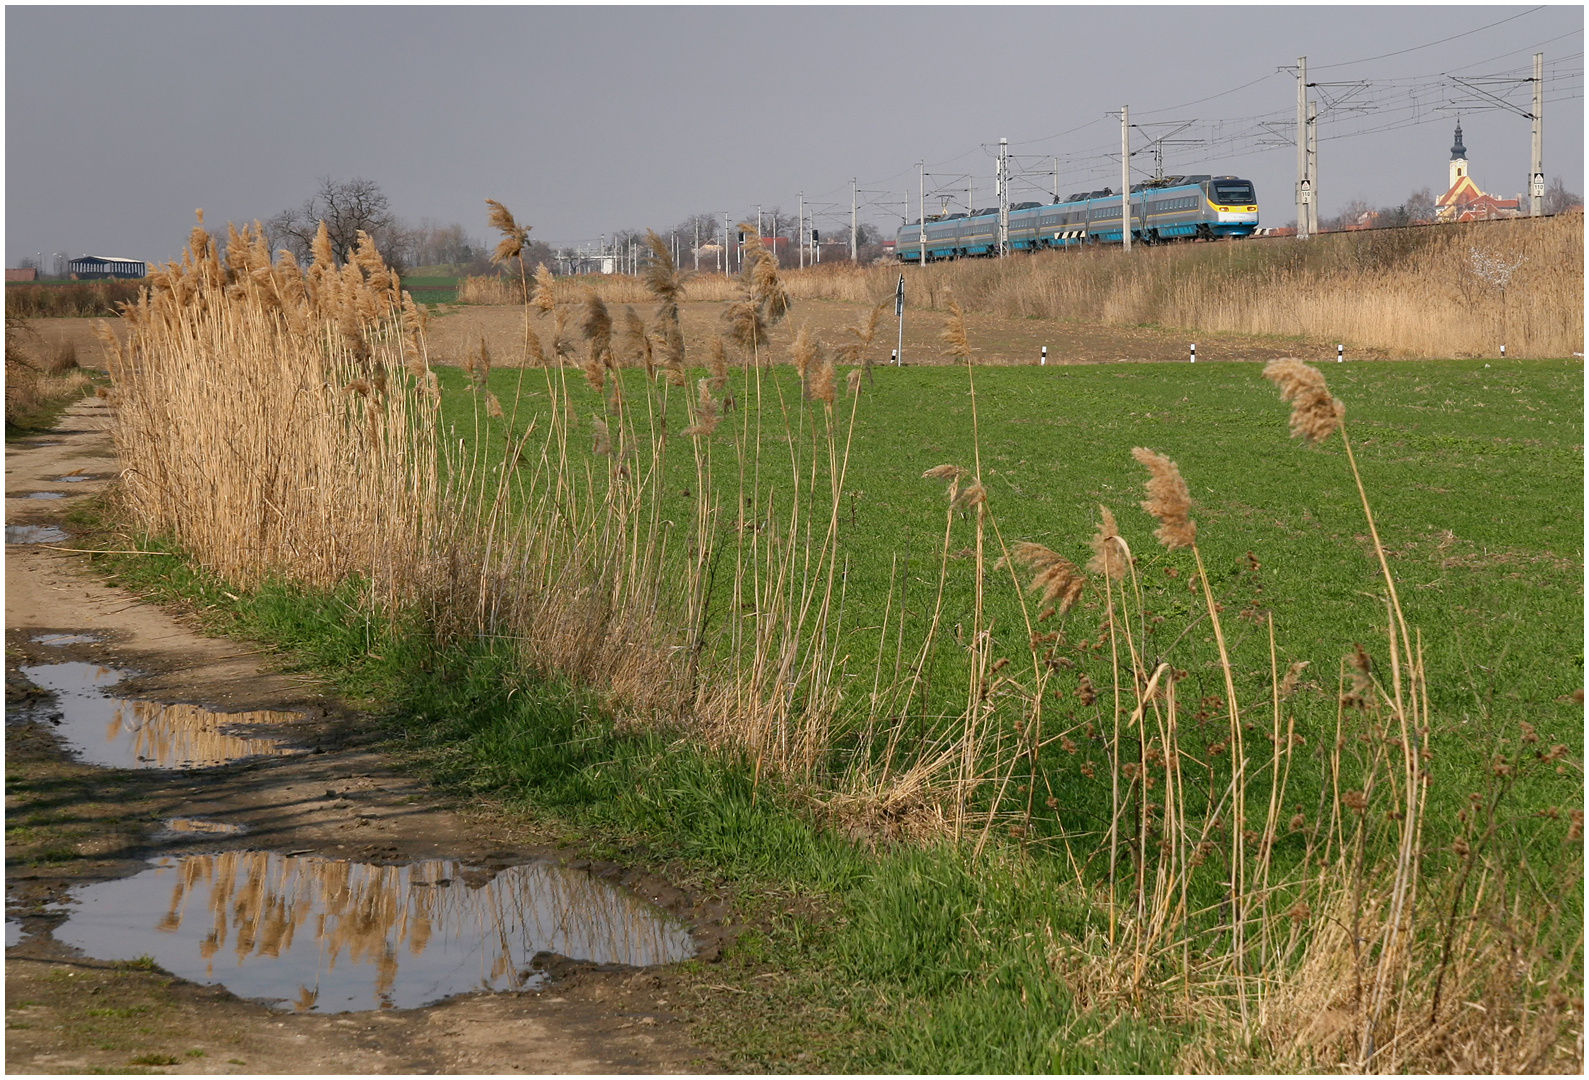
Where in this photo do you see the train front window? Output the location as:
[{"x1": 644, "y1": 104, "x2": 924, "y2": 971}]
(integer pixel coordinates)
[{"x1": 1211, "y1": 182, "x2": 1255, "y2": 205}]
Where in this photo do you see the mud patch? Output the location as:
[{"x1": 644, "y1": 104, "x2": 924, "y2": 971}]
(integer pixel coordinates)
[
  {"x1": 6, "y1": 524, "x2": 69, "y2": 544},
  {"x1": 20, "y1": 661, "x2": 306, "y2": 770},
  {"x1": 51, "y1": 852, "x2": 696, "y2": 1013}
]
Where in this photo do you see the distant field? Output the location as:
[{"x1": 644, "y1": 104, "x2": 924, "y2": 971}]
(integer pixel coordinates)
[{"x1": 397, "y1": 275, "x2": 457, "y2": 305}]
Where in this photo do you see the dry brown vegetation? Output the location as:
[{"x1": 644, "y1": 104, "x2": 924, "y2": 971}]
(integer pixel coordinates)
[
  {"x1": 5, "y1": 316, "x2": 94, "y2": 427},
  {"x1": 504, "y1": 215, "x2": 1580, "y2": 359},
  {"x1": 5, "y1": 279, "x2": 147, "y2": 319},
  {"x1": 107, "y1": 210, "x2": 1582, "y2": 1072}
]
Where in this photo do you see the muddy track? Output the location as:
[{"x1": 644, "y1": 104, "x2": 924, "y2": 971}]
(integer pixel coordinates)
[{"x1": 5, "y1": 398, "x2": 729, "y2": 1073}]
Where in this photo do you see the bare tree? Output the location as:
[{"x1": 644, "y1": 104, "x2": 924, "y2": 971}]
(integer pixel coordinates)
[
  {"x1": 1404, "y1": 187, "x2": 1437, "y2": 224},
  {"x1": 267, "y1": 177, "x2": 406, "y2": 269},
  {"x1": 1543, "y1": 177, "x2": 1582, "y2": 216},
  {"x1": 1323, "y1": 199, "x2": 1374, "y2": 232}
]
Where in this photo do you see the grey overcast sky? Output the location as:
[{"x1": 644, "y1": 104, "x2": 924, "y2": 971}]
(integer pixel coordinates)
[{"x1": 5, "y1": 4, "x2": 1584, "y2": 266}]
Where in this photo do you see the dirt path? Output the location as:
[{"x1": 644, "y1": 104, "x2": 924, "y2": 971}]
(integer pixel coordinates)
[{"x1": 5, "y1": 399, "x2": 725, "y2": 1073}]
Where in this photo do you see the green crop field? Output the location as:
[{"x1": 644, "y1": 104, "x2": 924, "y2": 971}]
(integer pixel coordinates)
[
  {"x1": 443, "y1": 355, "x2": 1582, "y2": 755},
  {"x1": 397, "y1": 274, "x2": 457, "y2": 304}
]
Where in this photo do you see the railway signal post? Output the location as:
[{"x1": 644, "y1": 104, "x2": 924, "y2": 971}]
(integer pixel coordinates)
[{"x1": 894, "y1": 274, "x2": 905, "y2": 365}]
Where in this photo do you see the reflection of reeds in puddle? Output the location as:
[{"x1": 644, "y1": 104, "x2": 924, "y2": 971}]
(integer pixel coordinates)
[
  {"x1": 5, "y1": 525, "x2": 68, "y2": 544},
  {"x1": 110, "y1": 700, "x2": 299, "y2": 769},
  {"x1": 56, "y1": 852, "x2": 695, "y2": 1012},
  {"x1": 158, "y1": 818, "x2": 247, "y2": 838},
  {"x1": 20, "y1": 662, "x2": 302, "y2": 770}
]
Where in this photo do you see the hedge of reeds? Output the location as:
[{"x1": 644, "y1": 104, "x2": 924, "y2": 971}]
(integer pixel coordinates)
[
  {"x1": 105, "y1": 208, "x2": 1582, "y2": 1072},
  {"x1": 5, "y1": 279, "x2": 147, "y2": 318}
]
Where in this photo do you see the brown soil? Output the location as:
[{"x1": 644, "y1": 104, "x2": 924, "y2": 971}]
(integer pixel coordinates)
[
  {"x1": 4, "y1": 400, "x2": 734, "y2": 1073},
  {"x1": 422, "y1": 299, "x2": 1389, "y2": 370}
]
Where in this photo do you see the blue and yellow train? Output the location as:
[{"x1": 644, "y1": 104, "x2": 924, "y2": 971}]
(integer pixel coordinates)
[{"x1": 895, "y1": 175, "x2": 1259, "y2": 260}]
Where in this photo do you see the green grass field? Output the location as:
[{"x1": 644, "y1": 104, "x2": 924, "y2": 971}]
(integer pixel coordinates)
[{"x1": 441, "y1": 356, "x2": 1582, "y2": 824}]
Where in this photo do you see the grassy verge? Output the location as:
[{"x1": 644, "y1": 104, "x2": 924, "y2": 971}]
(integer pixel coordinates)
[{"x1": 77, "y1": 517, "x2": 1193, "y2": 1072}]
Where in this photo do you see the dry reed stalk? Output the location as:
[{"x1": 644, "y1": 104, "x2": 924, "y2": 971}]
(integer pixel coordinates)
[{"x1": 111, "y1": 212, "x2": 440, "y2": 600}]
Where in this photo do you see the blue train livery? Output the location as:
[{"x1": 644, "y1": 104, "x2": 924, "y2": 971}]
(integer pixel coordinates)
[{"x1": 895, "y1": 175, "x2": 1258, "y2": 261}]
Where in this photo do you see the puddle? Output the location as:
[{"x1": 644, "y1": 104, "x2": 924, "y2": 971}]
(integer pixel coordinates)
[
  {"x1": 6, "y1": 525, "x2": 68, "y2": 544},
  {"x1": 157, "y1": 818, "x2": 249, "y2": 840},
  {"x1": 23, "y1": 491, "x2": 68, "y2": 500},
  {"x1": 51, "y1": 852, "x2": 695, "y2": 1012},
  {"x1": 6, "y1": 918, "x2": 22, "y2": 947},
  {"x1": 53, "y1": 474, "x2": 93, "y2": 483},
  {"x1": 20, "y1": 662, "x2": 305, "y2": 770},
  {"x1": 31, "y1": 632, "x2": 102, "y2": 646}
]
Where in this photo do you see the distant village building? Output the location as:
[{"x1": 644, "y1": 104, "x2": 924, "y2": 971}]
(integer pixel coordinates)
[
  {"x1": 68, "y1": 255, "x2": 147, "y2": 280},
  {"x1": 1435, "y1": 123, "x2": 1522, "y2": 223},
  {"x1": 5, "y1": 268, "x2": 39, "y2": 282}
]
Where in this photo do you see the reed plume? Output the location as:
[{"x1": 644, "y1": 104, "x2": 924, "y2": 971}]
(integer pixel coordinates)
[
  {"x1": 1263, "y1": 358, "x2": 1345, "y2": 445},
  {"x1": 847, "y1": 368, "x2": 864, "y2": 396},
  {"x1": 808, "y1": 341, "x2": 836, "y2": 406},
  {"x1": 1131, "y1": 447, "x2": 1197, "y2": 550},
  {"x1": 740, "y1": 224, "x2": 790, "y2": 324},
  {"x1": 523, "y1": 321, "x2": 547, "y2": 367},
  {"x1": 792, "y1": 325, "x2": 816, "y2": 379},
  {"x1": 643, "y1": 230, "x2": 686, "y2": 378},
  {"x1": 682, "y1": 379, "x2": 723, "y2": 436},
  {"x1": 532, "y1": 263, "x2": 558, "y2": 313},
  {"x1": 705, "y1": 336, "x2": 729, "y2": 394},
  {"x1": 580, "y1": 289, "x2": 613, "y2": 389},
  {"x1": 486, "y1": 199, "x2": 529, "y2": 264},
  {"x1": 722, "y1": 300, "x2": 766, "y2": 353},
  {"x1": 464, "y1": 337, "x2": 492, "y2": 388},
  {"x1": 941, "y1": 302, "x2": 971, "y2": 360},
  {"x1": 1003, "y1": 542, "x2": 1087, "y2": 615},
  {"x1": 1086, "y1": 504, "x2": 1127, "y2": 580}
]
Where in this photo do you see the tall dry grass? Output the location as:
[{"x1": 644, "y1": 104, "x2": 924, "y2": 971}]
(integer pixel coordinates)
[
  {"x1": 5, "y1": 315, "x2": 94, "y2": 426},
  {"x1": 109, "y1": 209, "x2": 1581, "y2": 1072},
  {"x1": 503, "y1": 215, "x2": 1581, "y2": 358},
  {"x1": 108, "y1": 216, "x2": 441, "y2": 598}
]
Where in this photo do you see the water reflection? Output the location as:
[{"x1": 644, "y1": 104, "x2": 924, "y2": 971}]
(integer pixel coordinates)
[
  {"x1": 31, "y1": 633, "x2": 101, "y2": 645},
  {"x1": 6, "y1": 525, "x2": 68, "y2": 544},
  {"x1": 21, "y1": 662, "x2": 303, "y2": 770},
  {"x1": 157, "y1": 818, "x2": 249, "y2": 839},
  {"x1": 24, "y1": 491, "x2": 67, "y2": 500},
  {"x1": 52, "y1": 853, "x2": 696, "y2": 1012},
  {"x1": 6, "y1": 918, "x2": 22, "y2": 947}
]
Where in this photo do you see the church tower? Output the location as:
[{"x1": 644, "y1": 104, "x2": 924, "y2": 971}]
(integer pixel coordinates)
[{"x1": 1449, "y1": 121, "x2": 1469, "y2": 190}]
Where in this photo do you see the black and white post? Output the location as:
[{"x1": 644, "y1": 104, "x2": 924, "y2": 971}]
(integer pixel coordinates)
[
  {"x1": 1337, "y1": 343, "x2": 1344, "y2": 363},
  {"x1": 1190, "y1": 343, "x2": 1197, "y2": 364},
  {"x1": 1041, "y1": 345, "x2": 1048, "y2": 366},
  {"x1": 894, "y1": 274, "x2": 905, "y2": 365}
]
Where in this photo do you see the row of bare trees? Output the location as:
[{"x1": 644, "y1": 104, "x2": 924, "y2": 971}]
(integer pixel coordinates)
[{"x1": 263, "y1": 176, "x2": 552, "y2": 275}]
